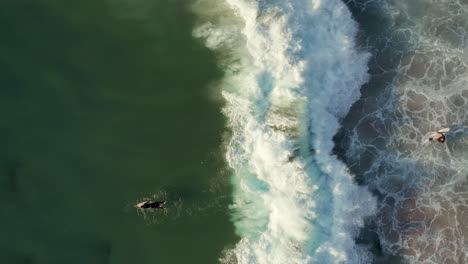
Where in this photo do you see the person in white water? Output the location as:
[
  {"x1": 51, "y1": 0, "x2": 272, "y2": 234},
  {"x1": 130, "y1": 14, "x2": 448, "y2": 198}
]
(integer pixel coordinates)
[
  {"x1": 136, "y1": 200, "x2": 167, "y2": 209},
  {"x1": 428, "y1": 128, "x2": 448, "y2": 143}
]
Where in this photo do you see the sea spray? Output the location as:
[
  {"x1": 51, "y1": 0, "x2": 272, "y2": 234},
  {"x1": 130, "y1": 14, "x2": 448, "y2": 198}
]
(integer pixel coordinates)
[{"x1": 193, "y1": 0, "x2": 376, "y2": 263}]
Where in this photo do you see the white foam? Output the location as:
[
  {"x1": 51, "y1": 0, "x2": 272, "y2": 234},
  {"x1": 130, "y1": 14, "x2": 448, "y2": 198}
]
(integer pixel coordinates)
[
  {"x1": 193, "y1": 0, "x2": 375, "y2": 263},
  {"x1": 338, "y1": 1, "x2": 468, "y2": 263}
]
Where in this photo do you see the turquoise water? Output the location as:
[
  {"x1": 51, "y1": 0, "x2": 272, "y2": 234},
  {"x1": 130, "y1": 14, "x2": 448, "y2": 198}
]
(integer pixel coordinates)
[{"x1": 0, "y1": 1, "x2": 237, "y2": 263}]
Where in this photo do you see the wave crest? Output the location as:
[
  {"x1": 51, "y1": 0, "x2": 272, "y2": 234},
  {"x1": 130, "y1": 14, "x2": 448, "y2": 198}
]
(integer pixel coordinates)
[{"x1": 193, "y1": 0, "x2": 376, "y2": 263}]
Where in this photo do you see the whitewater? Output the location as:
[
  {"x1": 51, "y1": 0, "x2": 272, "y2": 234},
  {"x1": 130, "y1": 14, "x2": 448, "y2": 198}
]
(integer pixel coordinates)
[{"x1": 193, "y1": 0, "x2": 376, "y2": 263}]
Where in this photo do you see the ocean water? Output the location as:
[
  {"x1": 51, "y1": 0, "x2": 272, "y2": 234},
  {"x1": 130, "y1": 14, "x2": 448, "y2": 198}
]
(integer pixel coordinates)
[
  {"x1": 338, "y1": 1, "x2": 468, "y2": 263},
  {"x1": 0, "y1": 1, "x2": 237, "y2": 264},
  {"x1": 3, "y1": 0, "x2": 468, "y2": 263},
  {"x1": 193, "y1": 0, "x2": 468, "y2": 264}
]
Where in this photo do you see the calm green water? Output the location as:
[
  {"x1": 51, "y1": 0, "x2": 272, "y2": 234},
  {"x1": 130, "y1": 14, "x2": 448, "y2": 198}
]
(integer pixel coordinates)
[{"x1": 0, "y1": 1, "x2": 236, "y2": 263}]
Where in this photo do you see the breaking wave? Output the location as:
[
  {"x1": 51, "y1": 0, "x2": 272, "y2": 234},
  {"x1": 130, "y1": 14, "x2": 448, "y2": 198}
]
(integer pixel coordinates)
[{"x1": 193, "y1": 0, "x2": 376, "y2": 263}]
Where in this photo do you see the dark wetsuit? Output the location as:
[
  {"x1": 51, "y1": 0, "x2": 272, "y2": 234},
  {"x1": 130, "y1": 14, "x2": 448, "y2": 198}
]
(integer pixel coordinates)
[{"x1": 139, "y1": 201, "x2": 166, "y2": 209}]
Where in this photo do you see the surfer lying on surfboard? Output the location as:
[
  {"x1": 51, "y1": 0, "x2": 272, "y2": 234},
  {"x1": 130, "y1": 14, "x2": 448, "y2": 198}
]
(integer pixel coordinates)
[
  {"x1": 428, "y1": 128, "x2": 449, "y2": 143},
  {"x1": 136, "y1": 200, "x2": 167, "y2": 209}
]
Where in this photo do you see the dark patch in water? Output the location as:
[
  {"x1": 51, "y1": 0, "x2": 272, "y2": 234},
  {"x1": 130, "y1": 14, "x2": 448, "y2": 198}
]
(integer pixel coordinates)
[
  {"x1": 97, "y1": 240, "x2": 112, "y2": 264},
  {"x1": 0, "y1": 249, "x2": 34, "y2": 264},
  {"x1": 0, "y1": 159, "x2": 22, "y2": 196},
  {"x1": 287, "y1": 147, "x2": 300, "y2": 162},
  {"x1": 337, "y1": 1, "x2": 414, "y2": 263},
  {"x1": 6, "y1": 160, "x2": 21, "y2": 193},
  {"x1": 356, "y1": 219, "x2": 405, "y2": 264}
]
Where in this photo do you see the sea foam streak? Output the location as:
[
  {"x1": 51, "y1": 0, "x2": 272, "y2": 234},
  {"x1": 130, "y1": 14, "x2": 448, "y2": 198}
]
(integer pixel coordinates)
[{"x1": 193, "y1": 0, "x2": 376, "y2": 263}]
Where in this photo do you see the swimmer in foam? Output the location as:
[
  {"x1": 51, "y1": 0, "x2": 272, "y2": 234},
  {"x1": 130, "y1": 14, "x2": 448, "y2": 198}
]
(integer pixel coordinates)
[
  {"x1": 428, "y1": 128, "x2": 450, "y2": 143},
  {"x1": 135, "y1": 200, "x2": 167, "y2": 209}
]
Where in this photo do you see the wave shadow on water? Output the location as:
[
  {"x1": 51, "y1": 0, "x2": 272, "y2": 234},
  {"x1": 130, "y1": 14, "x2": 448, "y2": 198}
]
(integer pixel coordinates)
[{"x1": 334, "y1": 1, "x2": 410, "y2": 263}]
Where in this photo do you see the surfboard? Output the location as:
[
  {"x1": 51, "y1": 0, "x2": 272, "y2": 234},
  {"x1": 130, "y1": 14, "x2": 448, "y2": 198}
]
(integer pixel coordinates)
[{"x1": 437, "y1": 127, "x2": 450, "y2": 133}]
